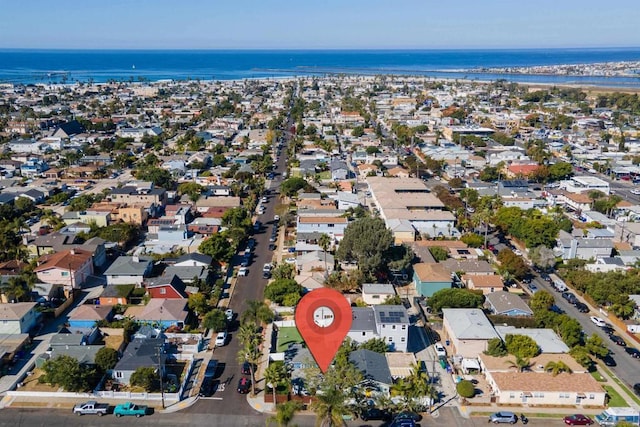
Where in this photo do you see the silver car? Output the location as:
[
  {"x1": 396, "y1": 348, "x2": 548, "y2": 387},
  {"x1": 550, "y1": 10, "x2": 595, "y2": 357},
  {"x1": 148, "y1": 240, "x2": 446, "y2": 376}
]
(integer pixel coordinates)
[{"x1": 488, "y1": 411, "x2": 517, "y2": 424}]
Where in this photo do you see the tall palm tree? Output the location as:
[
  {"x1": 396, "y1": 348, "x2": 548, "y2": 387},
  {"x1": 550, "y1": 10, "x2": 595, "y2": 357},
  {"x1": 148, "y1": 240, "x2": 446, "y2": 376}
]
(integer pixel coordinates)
[
  {"x1": 236, "y1": 320, "x2": 263, "y2": 395},
  {"x1": 310, "y1": 387, "x2": 349, "y2": 427},
  {"x1": 263, "y1": 361, "x2": 287, "y2": 404},
  {"x1": 267, "y1": 401, "x2": 303, "y2": 427},
  {"x1": 507, "y1": 356, "x2": 533, "y2": 373},
  {"x1": 318, "y1": 233, "x2": 331, "y2": 278}
]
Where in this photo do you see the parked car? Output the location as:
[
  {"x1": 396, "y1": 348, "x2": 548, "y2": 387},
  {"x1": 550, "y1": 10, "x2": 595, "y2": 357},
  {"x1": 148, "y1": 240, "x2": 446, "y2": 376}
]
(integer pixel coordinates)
[
  {"x1": 488, "y1": 411, "x2": 518, "y2": 424},
  {"x1": 527, "y1": 283, "x2": 538, "y2": 293},
  {"x1": 237, "y1": 377, "x2": 251, "y2": 394},
  {"x1": 562, "y1": 292, "x2": 578, "y2": 304},
  {"x1": 73, "y1": 401, "x2": 109, "y2": 416},
  {"x1": 563, "y1": 413, "x2": 594, "y2": 425},
  {"x1": 601, "y1": 354, "x2": 617, "y2": 367},
  {"x1": 625, "y1": 348, "x2": 640, "y2": 359},
  {"x1": 225, "y1": 309, "x2": 234, "y2": 321},
  {"x1": 609, "y1": 334, "x2": 627, "y2": 346},
  {"x1": 241, "y1": 361, "x2": 256, "y2": 376},
  {"x1": 113, "y1": 402, "x2": 148, "y2": 417},
  {"x1": 574, "y1": 302, "x2": 589, "y2": 313},
  {"x1": 634, "y1": 383, "x2": 640, "y2": 396},
  {"x1": 360, "y1": 407, "x2": 391, "y2": 421},
  {"x1": 434, "y1": 343, "x2": 446, "y2": 358},
  {"x1": 215, "y1": 331, "x2": 228, "y2": 347},
  {"x1": 394, "y1": 411, "x2": 422, "y2": 422},
  {"x1": 268, "y1": 243, "x2": 276, "y2": 251},
  {"x1": 238, "y1": 267, "x2": 249, "y2": 276},
  {"x1": 199, "y1": 377, "x2": 216, "y2": 397},
  {"x1": 590, "y1": 316, "x2": 607, "y2": 327}
]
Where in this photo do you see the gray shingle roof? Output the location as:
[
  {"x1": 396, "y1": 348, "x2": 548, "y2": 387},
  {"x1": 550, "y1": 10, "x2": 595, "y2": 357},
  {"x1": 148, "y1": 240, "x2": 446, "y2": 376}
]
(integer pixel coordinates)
[
  {"x1": 104, "y1": 256, "x2": 152, "y2": 276},
  {"x1": 348, "y1": 349, "x2": 393, "y2": 385}
]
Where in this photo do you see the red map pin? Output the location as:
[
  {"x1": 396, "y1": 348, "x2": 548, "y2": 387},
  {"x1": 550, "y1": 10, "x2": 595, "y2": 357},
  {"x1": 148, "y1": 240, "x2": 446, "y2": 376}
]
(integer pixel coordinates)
[{"x1": 295, "y1": 288, "x2": 352, "y2": 373}]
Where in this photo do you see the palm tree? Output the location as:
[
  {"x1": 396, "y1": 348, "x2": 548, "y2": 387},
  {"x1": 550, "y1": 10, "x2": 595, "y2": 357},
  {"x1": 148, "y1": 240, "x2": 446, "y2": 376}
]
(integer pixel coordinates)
[
  {"x1": 310, "y1": 387, "x2": 349, "y2": 427},
  {"x1": 267, "y1": 401, "x2": 303, "y2": 427},
  {"x1": 264, "y1": 361, "x2": 288, "y2": 405},
  {"x1": 236, "y1": 321, "x2": 263, "y2": 395},
  {"x1": 318, "y1": 233, "x2": 331, "y2": 278},
  {"x1": 507, "y1": 356, "x2": 533, "y2": 373},
  {"x1": 544, "y1": 360, "x2": 572, "y2": 376}
]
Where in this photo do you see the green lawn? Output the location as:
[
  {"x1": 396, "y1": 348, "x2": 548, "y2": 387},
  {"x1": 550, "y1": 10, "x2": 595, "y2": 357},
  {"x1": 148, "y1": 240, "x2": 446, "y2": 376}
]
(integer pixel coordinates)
[
  {"x1": 604, "y1": 385, "x2": 628, "y2": 407},
  {"x1": 590, "y1": 370, "x2": 607, "y2": 382},
  {"x1": 276, "y1": 327, "x2": 303, "y2": 352}
]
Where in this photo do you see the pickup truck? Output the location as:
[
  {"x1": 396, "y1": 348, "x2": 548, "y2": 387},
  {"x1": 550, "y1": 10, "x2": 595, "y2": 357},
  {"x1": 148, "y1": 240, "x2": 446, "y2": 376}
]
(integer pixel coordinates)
[
  {"x1": 113, "y1": 401, "x2": 149, "y2": 417},
  {"x1": 73, "y1": 400, "x2": 109, "y2": 416}
]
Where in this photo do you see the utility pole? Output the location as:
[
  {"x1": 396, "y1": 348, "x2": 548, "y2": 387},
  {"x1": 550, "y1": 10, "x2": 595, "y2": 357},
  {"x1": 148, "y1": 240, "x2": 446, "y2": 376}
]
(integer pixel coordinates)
[{"x1": 157, "y1": 346, "x2": 165, "y2": 409}]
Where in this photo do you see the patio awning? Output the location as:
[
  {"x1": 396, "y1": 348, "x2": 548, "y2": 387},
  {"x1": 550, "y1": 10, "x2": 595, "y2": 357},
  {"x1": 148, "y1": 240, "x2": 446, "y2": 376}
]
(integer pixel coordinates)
[
  {"x1": 522, "y1": 392, "x2": 533, "y2": 397},
  {"x1": 577, "y1": 393, "x2": 587, "y2": 398}
]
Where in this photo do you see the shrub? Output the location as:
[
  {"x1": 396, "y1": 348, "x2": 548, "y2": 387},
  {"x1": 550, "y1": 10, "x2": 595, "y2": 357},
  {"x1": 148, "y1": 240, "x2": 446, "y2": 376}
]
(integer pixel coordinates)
[{"x1": 456, "y1": 380, "x2": 475, "y2": 398}]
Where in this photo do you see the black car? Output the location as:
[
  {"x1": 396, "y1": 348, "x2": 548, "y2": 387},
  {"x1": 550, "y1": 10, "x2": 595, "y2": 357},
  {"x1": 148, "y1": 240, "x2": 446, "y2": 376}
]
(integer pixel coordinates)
[
  {"x1": 360, "y1": 407, "x2": 391, "y2": 421},
  {"x1": 625, "y1": 348, "x2": 640, "y2": 359},
  {"x1": 574, "y1": 302, "x2": 589, "y2": 313},
  {"x1": 562, "y1": 292, "x2": 577, "y2": 304},
  {"x1": 268, "y1": 243, "x2": 276, "y2": 251},
  {"x1": 601, "y1": 326, "x2": 615, "y2": 335},
  {"x1": 634, "y1": 383, "x2": 640, "y2": 396},
  {"x1": 610, "y1": 334, "x2": 627, "y2": 346},
  {"x1": 601, "y1": 354, "x2": 617, "y2": 367},
  {"x1": 241, "y1": 361, "x2": 256, "y2": 375},
  {"x1": 199, "y1": 377, "x2": 216, "y2": 397},
  {"x1": 394, "y1": 411, "x2": 422, "y2": 422}
]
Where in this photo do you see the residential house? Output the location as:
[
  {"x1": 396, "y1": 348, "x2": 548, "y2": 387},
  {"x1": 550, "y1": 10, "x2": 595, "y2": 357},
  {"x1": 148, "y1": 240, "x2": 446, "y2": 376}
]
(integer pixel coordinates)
[
  {"x1": 485, "y1": 291, "x2": 534, "y2": 317},
  {"x1": 440, "y1": 259, "x2": 495, "y2": 277},
  {"x1": 347, "y1": 305, "x2": 409, "y2": 352},
  {"x1": 348, "y1": 349, "x2": 394, "y2": 396},
  {"x1": 162, "y1": 265, "x2": 209, "y2": 284},
  {"x1": 494, "y1": 326, "x2": 569, "y2": 354},
  {"x1": 113, "y1": 337, "x2": 166, "y2": 385},
  {"x1": 479, "y1": 353, "x2": 605, "y2": 407},
  {"x1": 109, "y1": 184, "x2": 167, "y2": 208},
  {"x1": 361, "y1": 283, "x2": 396, "y2": 305},
  {"x1": 61, "y1": 210, "x2": 110, "y2": 227},
  {"x1": 555, "y1": 230, "x2": 613, "y2": 260},
  {"x1": 68, "y1": 305, "x2": 114, "y2": 330},
  {"x1": 104, "y1": 256, "x2": 153, "y2": 286},
  {"x1": 295, "y1": 251, "x2": 335, "y2": 276},
  {"x1": 99, "y1": 284, "x2": 132, "y2": 306},
  {"x1": 442, "y1": 308, "x2": 500, "y2": 358},
  {"x1": 387, "y1": 219, "x2": 416, "y2": 244},
  {"x1": 0, "y1": 302, "x2": 39, "y2": 334},
  {"x1": 463, "y1": 274, "x2": 504, "y2": 295},
  {"x1": 336, "y1": 191, "x2": 360, "y2": 210},
  {"x1": 330, "y1": 159, "x2": 349, "y2": 180},
  {"x1": 34, "y1": 248, "x2": 94, "y2": 294},
  {"x1": 145, "y1": 275, "x2": 188, "y2": 299},
  {"x1": 296, "y1": 214, "x2": 349, "y2": 241},
  {"x1": 412, "y1": 263, "x2": 452, "y2": 297},
  {"x1": 124, "y1": 298, "x2": 189, "y2": 329}
]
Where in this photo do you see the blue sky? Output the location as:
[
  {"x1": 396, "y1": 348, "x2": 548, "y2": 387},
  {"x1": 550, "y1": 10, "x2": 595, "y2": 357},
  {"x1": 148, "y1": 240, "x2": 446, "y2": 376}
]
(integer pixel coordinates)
[{"x1": 1, "y1": 0, "x2": 639, "y2": 49}]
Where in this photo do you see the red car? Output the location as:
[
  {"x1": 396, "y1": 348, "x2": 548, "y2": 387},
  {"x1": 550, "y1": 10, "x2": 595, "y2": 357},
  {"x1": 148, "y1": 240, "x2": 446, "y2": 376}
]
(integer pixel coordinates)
[
  {"x1": 563, "y1": 414, "x2": 594, "y2": 425},
  {"x1": 237, "y1": 377, "x2": 251, "y2": 394}
]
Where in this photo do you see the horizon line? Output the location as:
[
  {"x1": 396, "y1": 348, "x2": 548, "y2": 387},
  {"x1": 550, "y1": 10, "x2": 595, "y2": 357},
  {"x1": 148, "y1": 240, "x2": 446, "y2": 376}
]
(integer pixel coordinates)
[{"x1": 1, "y1": 46, "x2": 640, "y2": 52}]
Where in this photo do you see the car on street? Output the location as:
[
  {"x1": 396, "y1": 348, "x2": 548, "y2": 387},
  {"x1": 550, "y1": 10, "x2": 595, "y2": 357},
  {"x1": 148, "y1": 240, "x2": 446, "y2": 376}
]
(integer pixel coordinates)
[
  {"x1": 73, "y1": 400, "x2": 109, "y2": 416},
  {"x1": 631, "y1": 189, "x2": 640, "y2": 195},
  {"x1": 394, "y1": 411, "x2": 422, "y2": 422},
  {"x1": 601, "y1": 354, "x2": 616, "y2": 367},
  {"x1": 261, "y1": 196, "x2": 268, "y2": 203},
  {"x1": 268, "y1": 243, "x2": 276, "y2": 251},
  {"x1": 225, "y1": 309, "x2": 234, "y2": 321},
  {"x1": 634, "y1": 383, "x2": 640, "y2": 396},
  {"x1": 237, "y1": 377, "x2": 251, "y2": 394},
  {"x1": 562, "y1": 292, "x2": 578, "y2": 304},
  {"x1": 238, "y1": 267, "x2": 249, "y2": 276},
  {"x1": 563, "y1": 413, "x2": 594, "y2": 425},
  {"x1": 625, "y1": 347, "x2": 640, "y2": 359},
  {"x1": 590, "y1": 316, "x2": 607, "y2": 327},
  {"x1": 574, "y1": 302, "x2": 589, "y2": 313},
  {"x1": 214, "y1": 331, "x2": 228, "y2": 347},
  {"x1": 488, "y1": 411, "x2": 517, "y2": 424},
  {"x1": 241, "y1": 361, "x2": 256, "y2": 376},
  {"x1": 360, "y1": 407, "x2": 391, "y2": 421},
  {"x1": 199, "y1": 377, "x2": 216, "y2": 397},
  {"x1": 274, "y1": 214, "x2": 280, "y2": 222},
  {"x1": 527, "y1": 283, "x2": 538, "y2": 293},
  {"x1": 113, "y1": 402, "x2": 149, "y2": 417},
  {"x1": 609, "y1": 334, "x2": 627, "y2": 346}
]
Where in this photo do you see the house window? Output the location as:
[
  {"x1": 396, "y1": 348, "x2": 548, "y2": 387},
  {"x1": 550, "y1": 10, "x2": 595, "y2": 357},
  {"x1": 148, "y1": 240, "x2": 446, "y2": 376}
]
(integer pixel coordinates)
[
  {"x1": 115, "y1": 372, "x2": 123, "y2": 378},
  {"x1": 509, "y1": 393, "x2": 515, "y2": 398},
  {"x1": 372, "y1": 295, "x2": 380, "y2": 299},
  {"x1": 533, "y1": 392, "x2": 544, "y2": 398},
  {"x1": 559, "y1": 393, "x2": 569, "y2": 398},
  {"x1": 160, "y1": 288, "x2": 167, "y2": 294},
  {"x1": 589, "y1": 394, "x2": 595, "y2": 399},
  {"x1": 401, "y1": 325, "x2": 406, "y2": 330},
  {"x1": 328, "y1": 224, "x2": 334, "y2": 228},
  {"x1": 362, "y1": 332, "x2": 366, "y2": 336},
  {"x1": 388, "y1": 337, "x2": 393, "y2": 342},
  {"x1": 401, "y1": 337, "x2": 405, "y2": 342},
  {"x1": 392, "y1": 325, "x2": 396, "y2": 330},
  {"x1": 61, "y1": 271, "x2": 69, "y2": 277}
]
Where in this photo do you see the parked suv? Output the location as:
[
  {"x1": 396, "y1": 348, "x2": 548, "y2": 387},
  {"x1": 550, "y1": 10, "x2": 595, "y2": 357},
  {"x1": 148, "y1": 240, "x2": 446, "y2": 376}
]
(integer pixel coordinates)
[
  {"x1": 488, "y1": 411, "x2": 517, "y2": 424},
  {"x1": 562, "y1": 292, "x2": 578, "y2": 304}
]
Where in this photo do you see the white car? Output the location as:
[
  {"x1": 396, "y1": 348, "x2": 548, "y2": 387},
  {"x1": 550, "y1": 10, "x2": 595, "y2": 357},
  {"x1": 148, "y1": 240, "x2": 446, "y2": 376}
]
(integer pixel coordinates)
[
  {"x1": 434, "y1": 343, "x2": 447, "y2": 358},
  {"x1": 215, "y1": 331, "x2": 228, "y2": 347},
  {"x1": 631, "y1": 189, "x2": 640, "y2": 195},
  {"x1": 590, "y1": 316, "x2": 607, "y2": 327},
  {"x1": 225, "y1": 309, "x2": 234, "y2": 321},
  {"x1": 238, "y1": 267, "x2": 249, "y2": 276}
]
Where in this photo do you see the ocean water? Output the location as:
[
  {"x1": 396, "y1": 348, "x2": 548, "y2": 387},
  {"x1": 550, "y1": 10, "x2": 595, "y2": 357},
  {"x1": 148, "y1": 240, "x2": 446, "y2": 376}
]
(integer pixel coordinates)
[{"x1": 1, "y1": 48, "x2": 640, "y2": 86}]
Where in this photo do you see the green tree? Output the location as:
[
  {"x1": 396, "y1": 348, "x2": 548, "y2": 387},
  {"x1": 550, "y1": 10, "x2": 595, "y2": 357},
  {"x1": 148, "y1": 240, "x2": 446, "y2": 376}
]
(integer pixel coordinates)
[
  {"x1": 198, "y1": 233, "x2": 235, "y2": 263},
  {"x1": 318, "y1": 233, "x2": 332, "y2": 278},
  {"x1": 280, "y1": 177, "x2": 308, "y2": 197},
  {"x1": 460, "y1": 233, "x2": 484, "y2": 248},
  {"x1": 505, "y1": 334, "x2": 539, "y2": 359},
  {"x1": 529, "y1": 290, "x2": 555, "y2": 312},
  {"x1": 237, "y1": 321, "x2": 263, "y2": 395},
  {"x1": 268, "y1": 401, "x2": 303, "y2": 427},
  {"x1": 310, "y1": 387, "x2": 350, "y2": 427},
  {"x1": 497, "y1": 248, "x2": 529, "y2": 280},
  {"x1": 548, "y1": 161, "x2": 573, "y2": 181},
  {"x1": 94, "y1": 347, "x2": 119, "y2": 373},
  {"x1": 271, "y1": 263, "x2": 295, "y2": 281},
  {"x1": 135, "y1": 166, "x2": 174, "y2": 189},
  {"x1": 544, "y1": 360, "x2": 572, "y2": 376},
  {"x1": 178, "y1": 182, "x2": 205, "y2": 203},
  {"x1": 336, "y1": 217, "x2": 393, "y2": 278},
  {"x1": 428, "y1": 246, "x2": 448, "y2": 262},
  {"x1": 202, "y1": 309, "x2": 227, "y2": 332},
  {"x1": 359, "y1": 338, "x2": 388, "y2": 353},
  {"x1": 188, "y1": 292, "x2": 210, "y2": 317},
  {"x1": 506, "y1": 356, "x2": 533, "y2": 372},
  {"x1": 40, "y1": 355, "x2": 95, "y2": 392},
  {"x1": 456, "y1": 380, "x2": 475, "y2": 398},
  {"x1": 264, "y1": 279, "x2": 304, "y2": 305},
  {"x1": 351, "y1": 125, "x2": 365, "y2": 137},
  {"x1": 130, "y1": 366, "x2": 159, "y2": 392},
  {"x1": 484, "y1": 338, "x2": 507, "y2": 357},
  {"x1": 264, "y1": 361, "x2": 288, "y2": 405},
  {"x1": 241, "y1": 300, "x2": 274, "y2": 325},
  {"x1": 584, "y1": 333, "x2": 609, "y2": 358},
  {"x1": 428, "y1": 288, "x2": 484, "y2": 313}
]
